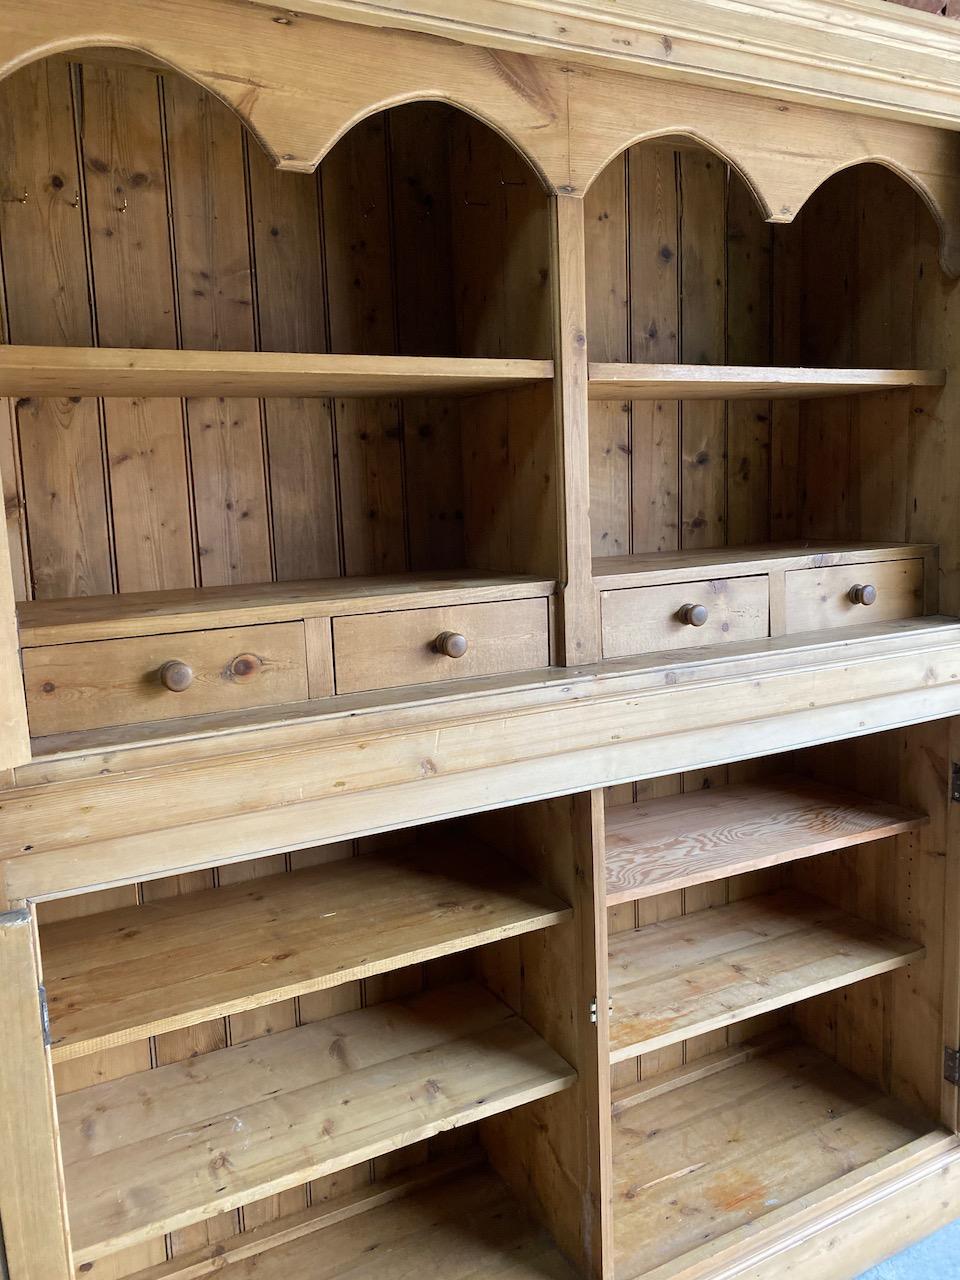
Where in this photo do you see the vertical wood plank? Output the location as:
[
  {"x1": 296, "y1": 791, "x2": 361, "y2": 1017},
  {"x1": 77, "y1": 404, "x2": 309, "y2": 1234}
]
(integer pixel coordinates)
[
  {"x1": 388, "y1": 105, "x2": 464, "y2": 570},
  {"x1": 551, "y1": 195, "x2": 598, "y2": 661},
  {"x1": 322, "y1": 114, "x2": 405, "y2": 576},
  {"x1": 585, "y1": 156, "x2": 630, "y2": 558},
  {"x1": 80, "y1": 61, "x2": 194, "y2": 593},
  {"x1": 0, "y1": 909, "x2": 73, "y2": 1280},
  {"x1": 164, "y1": 72, "x2": 271, "y2": 588},
  {"x1": 246, "y1": 146, "x2": 340, "y2": 581},
  {"x1": 679, "y1": 149, "x2": 726, "y2": 551},
  {"x1": 726, "y1": 174, "x2": 771, "y2": 547},
  {"x1": 628, "y1": 144, "x2": 681, "y2": 554}
]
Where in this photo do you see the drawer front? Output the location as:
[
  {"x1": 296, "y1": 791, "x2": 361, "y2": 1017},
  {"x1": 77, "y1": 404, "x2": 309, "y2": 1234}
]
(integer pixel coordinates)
[
  {"x1": 601, "y1": 577, "x2": 769, "y2": 659},
  {"x1": 23, "y1": 622, "x2": 309, "y2": 736},
  {"x1": 333, "y1": 598, "x2": 550, "y2": 694},
  {"x1": 784, "y1": 559, "x2": 923, "y2": 633}
]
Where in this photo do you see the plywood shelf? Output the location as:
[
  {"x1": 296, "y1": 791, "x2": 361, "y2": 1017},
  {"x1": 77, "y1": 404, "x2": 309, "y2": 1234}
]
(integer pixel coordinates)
[
  {"x1": 0, "y1": 345, "x2": 553, "y2": 398},
  {"x1": 60, "y1": 981, "x2": 576, "y2": 1265},
  {"x1": 587, "y1": 363, "x2": 945, "y2": 400},
  {"x1": 123, "y1": 1156, "x2": 578, "y2": 1280},
  {"x1": 17, "y1": 571, "x2": 556, "y2": 645},
  {"x1": 42, "y1": 840, "x2": 571, "y2": 1062},
  {"x1": 605, "y1": 776, "x2": 926, "y2": 905},
  {"x1": 608, "y1": 890, "x2": 923, "y2": 1064},
  {"x1": 611, "y1": 1040, "x2": 939, "y2": 1279}
]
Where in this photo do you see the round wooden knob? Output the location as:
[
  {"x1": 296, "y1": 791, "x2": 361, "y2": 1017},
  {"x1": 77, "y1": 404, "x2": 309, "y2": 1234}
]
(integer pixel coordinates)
[
  {"x1": 848, "y1": 583, "x2": 878, "y2": 606},
  {"x1": 677, "y1": 603, "x2": 709, "y2": 627},
  {"x1": 434, "y1": 631, "x2": 468, "y2": 658},
  {"x1": 159, "y1": 660, "x2": 193, "y2": 692}
]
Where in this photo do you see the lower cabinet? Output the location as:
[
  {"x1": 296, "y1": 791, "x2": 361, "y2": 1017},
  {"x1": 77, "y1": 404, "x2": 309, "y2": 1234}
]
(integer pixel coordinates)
[{"x1": 3, "y1": 724, "x2": 959, "y2": 1280}]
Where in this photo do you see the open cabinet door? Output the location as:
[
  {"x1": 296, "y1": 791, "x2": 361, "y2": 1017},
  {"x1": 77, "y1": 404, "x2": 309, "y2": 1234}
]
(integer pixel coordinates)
[
  {"x1": 0, "y1": 909, "x2": 72, "y2": 1280},
  {"x1": 948, "y1": 720, "x2": 960, "y2": 1135}
]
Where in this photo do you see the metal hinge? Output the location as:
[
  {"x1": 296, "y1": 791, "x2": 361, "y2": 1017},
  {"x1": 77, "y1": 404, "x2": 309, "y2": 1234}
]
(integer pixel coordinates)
[
  {"x1": 951, "y1": 762, "x2": 960, "y2": 803},
  {"x1": 588, "y1": 996, "x2": 613, "y2": 1025},
  {"x1": 38, "y1": 982, "x2": 51, "y2": 1048},
  {"x1": 946, "y1": 1046, "x2": 960, "y2": 1087}
]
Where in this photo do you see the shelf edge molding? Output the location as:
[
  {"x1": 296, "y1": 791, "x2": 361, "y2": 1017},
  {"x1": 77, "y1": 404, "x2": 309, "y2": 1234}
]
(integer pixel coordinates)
[
  {"x1": 587, "y1": 362, "x2": 946, "y2": 400},
  {"x1": 0, "y1": 346, "x2": 554, "y2": 399}
]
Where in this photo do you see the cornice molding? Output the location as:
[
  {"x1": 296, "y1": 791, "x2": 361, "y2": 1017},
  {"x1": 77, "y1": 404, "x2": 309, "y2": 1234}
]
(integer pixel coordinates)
[{"x1": 253, "y1": 0, "x2": 960, "y2": 128}]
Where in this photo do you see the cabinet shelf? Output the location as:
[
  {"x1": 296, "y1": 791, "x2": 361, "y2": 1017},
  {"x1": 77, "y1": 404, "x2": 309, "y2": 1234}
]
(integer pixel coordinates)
[
  {"x1": 605, "y1": 776, "x2": 926, "y2": 905},
  {"x1": 587, "y1": 362, "x2": 945, "y2": 400},
  {"x1": 0, "y1": 345, "x2": 553, "y2": 399},
  {"x1": 123, "y1": 1156, "x2": 578, "y2": 1280},
  {"x1": 42, "y1": 840, "x2": 571, "y2": 1062},
  {"x1": 612, "y1": 1039, "x2": 939, "y2": 1279},
  {"x1": 608, "y1": 890, "x2": 922, "y2": 1063},
  {"x1": 60, "y1": 982, "x2": 576, "y2": 1265}
]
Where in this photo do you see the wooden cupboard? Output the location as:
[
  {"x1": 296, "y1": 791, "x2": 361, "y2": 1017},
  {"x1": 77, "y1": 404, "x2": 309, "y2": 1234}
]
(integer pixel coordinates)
[{"x1": 0, "y1": 3, "x2": 959, "y2": 1279}]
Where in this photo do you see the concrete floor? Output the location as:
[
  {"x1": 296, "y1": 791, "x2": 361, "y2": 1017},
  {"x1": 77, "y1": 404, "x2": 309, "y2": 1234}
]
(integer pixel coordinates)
[{"x1": 857, "y1": 1219, "x2": 960, "y2": 1277}]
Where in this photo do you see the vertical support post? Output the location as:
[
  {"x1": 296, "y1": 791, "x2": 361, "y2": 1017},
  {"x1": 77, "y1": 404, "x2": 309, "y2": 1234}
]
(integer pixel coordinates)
[
  {"x1": 551, "y1": 193, "x2": 601, "y2": 665},
  {"x1": 0, "y1": 479, "x2": 29, "y2": 768},
  {"x1": 0, "y1": 908, "x2": 73, "y2": 1280}
]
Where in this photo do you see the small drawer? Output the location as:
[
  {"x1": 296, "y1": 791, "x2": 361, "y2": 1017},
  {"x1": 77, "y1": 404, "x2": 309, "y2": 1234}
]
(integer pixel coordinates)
[
  {"x1": 601, "y1": 577, "x2": 769, "y2": 659},
  {"x1": 333, "y1": 598, "x2": 550, "y2": 694},
  {"x1": 23, "y1": 622, "x2": 309, "y2": 736},
  {"x1": 784, "y1": 560, "x2": 923, "y2": 633}
]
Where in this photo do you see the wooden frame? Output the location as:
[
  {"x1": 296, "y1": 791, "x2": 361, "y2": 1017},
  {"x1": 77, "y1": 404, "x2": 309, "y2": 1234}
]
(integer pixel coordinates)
[{"x1": 0, "y1": 4, "x2": 959, "y2": 1280}]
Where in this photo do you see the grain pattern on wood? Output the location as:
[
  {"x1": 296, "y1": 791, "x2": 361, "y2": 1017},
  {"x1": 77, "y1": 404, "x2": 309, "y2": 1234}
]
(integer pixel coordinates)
[
  {"x1": 23, "y1": 621, "x2": 309, "y2": 734},
  {"x1": 784, "y1": 558, "x2": 924, "y2": 632},
  {"x1": 612, "y1": 1041, "x2": 935, "y2": 1278},
  {"x1": 587, "y1": 364, "x2": 946, "y2": 399},
  {"x1": 0, "y1": 911, "x2": 73, "y2": 1280},
  {"x1": 600, "y1": 575, "x2": 769, "y2": 657},
  {"x1": 60, "y1": 982, "x2": 576, "y2": 1263},
  {"x1": 17, "y1": 572, "x2": 556, "y2": 644},
  {"x1": 606, "y1": 777, "x2": 927, "y2": 904},
  {"x1": 607, "y1": 890, "x2": 923, "y2": 1062},
  {"x1": 125, "y1": 1162, "x2": 578, "y2": 1280},
  {"x1": 332, "y1": 597, "x2": 550, "y2": 693},
  {"x1": 0, "y1": 346, "x2": 555, "y2": 399},
  {"x1": 42, "y1": 840, "x2": 571, "y2": 1061}
]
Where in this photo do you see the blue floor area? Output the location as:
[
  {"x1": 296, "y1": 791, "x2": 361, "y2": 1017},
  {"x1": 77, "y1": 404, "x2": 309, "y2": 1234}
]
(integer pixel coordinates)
[{"x1": 857, "y1": 1219, "x2": 960, "y2": 1277}]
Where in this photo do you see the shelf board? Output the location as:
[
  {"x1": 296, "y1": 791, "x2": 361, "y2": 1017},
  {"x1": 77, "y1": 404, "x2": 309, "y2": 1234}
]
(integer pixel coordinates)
[
  {"x1": 61, "y1": 981, "x2": 576, "y2": 1265},
  {"x1": 593, "y1": 540, "x2": 934, "y2": 591},
  {"x1": 123, "y1": 1155, "x2": 577, "y2": 1279},
  {"x1": 42, "y1": 840, "x2": 570, "y2": 1062},
  {"x1": 0, "y1": 345, "x2": 553, "y2": 399},
  {"x1": 612, "y1": 1040, "x2": 938, "y2": 1279},
  {"x1": 608, "y1": 890, "x2": 923, "y2": 1064},
  {"x1": 587, "y1": 363, "x2": 945, "y2": 400},
  {"x1": 605, "y1": 776, "x2": 926, "y2": 905},
  {"x1": 17, "y1": 571, "x2": 556, "y2": 645}
]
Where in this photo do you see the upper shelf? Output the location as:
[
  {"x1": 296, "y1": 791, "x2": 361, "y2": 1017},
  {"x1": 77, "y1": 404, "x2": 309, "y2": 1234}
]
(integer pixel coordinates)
[
  {"x1": 0, "y1": 346, "x2": 554, "y2": 399},
  {"x1": 587, "y1": 363, "x2": 946, "y2": 400}
]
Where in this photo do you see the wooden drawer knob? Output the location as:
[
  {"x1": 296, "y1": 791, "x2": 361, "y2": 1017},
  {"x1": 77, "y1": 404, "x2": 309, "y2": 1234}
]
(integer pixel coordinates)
[
  {"x1": 159, "y1": 660, "x2": 193, "y2": 692},
  {"x1": 848, "y1": 583, "x2": 878, "y2": 606},
  {"x1": 434, "y1": 631, "x2": 468, "y2": 658},
  {"x1": 677, "y1": 603, "x2": 709, "y2": 627}
]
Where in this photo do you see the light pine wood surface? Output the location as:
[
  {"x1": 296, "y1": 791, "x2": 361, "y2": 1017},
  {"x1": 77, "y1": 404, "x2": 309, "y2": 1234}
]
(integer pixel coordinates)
[
  {"x1": 587, "y1": 363, "x2": 945, "y2": 400},
  {"x1": 41, "y1": 840, "x2": 571, "y2": 1061},
  {"x1": 607, "y1": 890, "x2": 923, "y2": 1061},
  {"x1": 605, "y1": 776, "x2": 927, "y2": 904},
  {"x1": 59, "y1": 982, "x2": 576, "y2": 1264}
]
